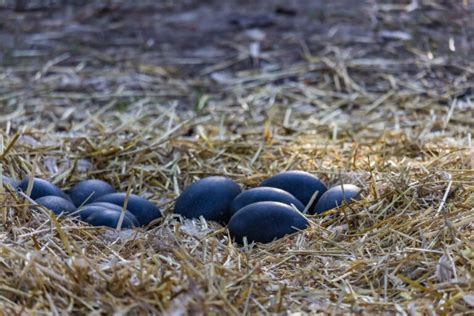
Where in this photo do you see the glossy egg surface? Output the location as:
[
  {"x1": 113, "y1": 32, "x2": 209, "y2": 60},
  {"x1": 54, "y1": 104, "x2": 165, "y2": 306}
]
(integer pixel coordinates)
[
  {"x1": 314, "y1": 184, "x2": 362, "y2": 214},
  {"x1": 95, "y1": 192, "x2": 161, "y2": 226},
  {"x1": 85, "y1": 208, "x2": 138, "y2": 229},
  {"x1": 36, "y1": 195, "x2": 77, "y2": 215},
  {"x1": 77, "y1": 204, "x2": 139, "y2": 225},
  {"x1": 18, "y1": 177, "x2": 70, "y2": 201},
  {"x1": 259, "y1": 171, "x2": 327, "y2": 210},
  {"x1": 228, "y1": 201, "x2": 309, "y2": 244},
  {"x1": 174, "y1": 176, "x2": 241, "y2": 223},
  {"x1": 69, "y1": 179, "x2": 115, "y2": 207},
  {"x1": 230, "y1": 187, "x2": 304, "y2": 217}
]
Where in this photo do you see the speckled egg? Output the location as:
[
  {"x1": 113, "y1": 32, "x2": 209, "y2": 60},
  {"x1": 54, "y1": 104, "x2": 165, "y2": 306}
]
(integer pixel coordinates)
[
  {"x1": 36, "y1": 195, "x2": 77, "y2": 215},
  {"x1": 78, "y1": 204, "x2": 139, "y2": 226},
  {"x1": 95, "y1": 193, "x2": 162, "y2": 226},
  {"x1": 85, "y1": 208, "x2": 139, "y2": 229},
  {"x1": 174, "y1": 176, "x2": 241, "y2": 223},
  {"x1": 69, "y1": 179, "x2": 116, "y2": 207},
  {"x1": 228, "y1": 201, "x2": 309, "y2": 244},
  {"x1": 259, "y1": 171, "x2": 327, "y2": 211},
  {"x1": 313, "y1": 184, "x2": 362, "y2": 214},
  {"x1": 18, "y1": 177, "x2": 70, "y2": 201},
  {"x1": 230, "y1": 187, "x2": 304, "y2": 217}
]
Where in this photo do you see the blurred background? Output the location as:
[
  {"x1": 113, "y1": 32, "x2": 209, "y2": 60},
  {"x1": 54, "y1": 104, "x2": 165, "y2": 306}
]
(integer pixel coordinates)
[
  {"x1": 0, "y1": 1, "x2": 473, "y2": 129},
  {"x1": 1, "y1": 1, "x2": 472, "y2": 92}
]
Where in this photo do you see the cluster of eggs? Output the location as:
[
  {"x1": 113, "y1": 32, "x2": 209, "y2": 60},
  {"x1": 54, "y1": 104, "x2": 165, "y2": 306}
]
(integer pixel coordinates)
[
  {"x1": 2, "y1": 171, "x2": 362, "y2": 244},
  {"x1": 174, "y1": 171, "x2": 362, "y2": 244},
  {"x1": 2, "y1": 176, "x2": 161, "y2": 228}
]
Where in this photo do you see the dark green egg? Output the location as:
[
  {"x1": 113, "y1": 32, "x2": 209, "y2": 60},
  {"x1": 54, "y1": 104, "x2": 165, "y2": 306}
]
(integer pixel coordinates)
[
  {"x1": 69, "y1": 179, "x2": 115, "y2": 207},
  {"x1": 18, "y1": 177, "x2": 70, "y2": 201},
  {"x1": 313, "y1": 184, "x2": 362, "y2": 214},
  {"x1": 228, "y1": 201, "x2": 309, "y2": 244},
  {"x1": 259, "y1": 171, "x2": 327, "y2": 212},
  {"x1": 230, "y1": 187, "x2": 304, "y2": 217},
  {"x1": 36, "y1": 195, "x2": 77, "y2": 215},
  {"x1": 95, "y1": 193, "x2": 162, "y2": 226},
  {"x1": 174, "y1": 176, "x2": 241, "y2": 223},
  {"x1": 87, "y1": 202, "x2": 125, "y2": 212},
  {"x1": 78, "y1": 204, "x2": 139, "y2": 226},
  {"x1": 84, "y1": 208, "x2": 139, "y2": 229}
]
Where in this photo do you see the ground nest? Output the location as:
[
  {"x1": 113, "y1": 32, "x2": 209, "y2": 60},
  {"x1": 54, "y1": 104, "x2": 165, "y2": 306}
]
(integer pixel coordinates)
[{"x1": 1, "y1": 0, "x2": 474, "y2": 314}]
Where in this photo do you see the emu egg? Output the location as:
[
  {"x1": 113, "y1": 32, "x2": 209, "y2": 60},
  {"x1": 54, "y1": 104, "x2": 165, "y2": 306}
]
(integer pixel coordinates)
[
  {"x1": 36, "y1": 195, "x2": 77, "y2": 215},
  {"x1": 314, "y1": 184, "x2": 362, "y2": 214},
  {"x1": 174, "y1": 176, "x2": 241, "y2": 223},
  {"x1": 228, "y1": 201, "x2": 309, "y2": 244},
  {"x1": 85, "y1": 208, "x2": 139, "y2": 229},
  {"x1": 230, "y1": 187, "x2": 304, "y2": 217},
  {"x1": 259, "y1": 171, "x2": 327, "y2": 210},
  {"x1": 95, "y1": 193, "x2": 161, "y2": 226},
  {"x1": 86, "y1": 202, "x2": 126, "y2": 212},
  {"x1": 18, "y1": 177, "x2": 70, "y2": 201},
  {"x1": 69, "y1": 179, "x2": 115, "y2": 207},
  {"x1": 78, "y1": 203, "x2": 140, "y2": 227}
]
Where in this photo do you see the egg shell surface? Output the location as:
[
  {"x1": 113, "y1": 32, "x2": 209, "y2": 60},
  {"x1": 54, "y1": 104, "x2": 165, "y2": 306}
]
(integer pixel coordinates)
[
  {"x1": 95, "y1": 192, "x2": 161, "y2": 226},
  {"x1": 228, "y1": 201, "x2": 309, "y2": 244},
  {"x1": 85, "y1": 208, "x2": 138, "y2": 229},
  {"x1": 230, "y1": 186, "x2": 304, "y2": 217},
  {"x1": 36, "y1": 195, "x2": 77, "y2": 215},
  {"x1": 18, "y1": 177, "x2": 70, "y2": 201},
  {"x1": 69, "y1": 179, "x2": 115, "y2": 207},
  {"x1": 314, "y1": 184, "x2": 362, "y2": 214},
  {"x1": 174, "y1": 176, "x2": 241, "y2": 223},
  {"x1": 259, "y1": 171, "x2": 327, "y2": 211}
]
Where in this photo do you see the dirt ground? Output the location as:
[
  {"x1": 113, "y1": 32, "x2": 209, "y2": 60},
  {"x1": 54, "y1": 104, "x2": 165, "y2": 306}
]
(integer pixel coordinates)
[
  {"x1": 1, "y1": 0, "x2": 474, "y2": 314},
  {"x1": 1, "y1": 0, "x2": 473, "y2": 109}
]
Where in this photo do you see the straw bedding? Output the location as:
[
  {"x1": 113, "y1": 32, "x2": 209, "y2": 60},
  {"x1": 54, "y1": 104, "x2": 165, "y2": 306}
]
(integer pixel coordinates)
[{"x1": 0, "y1": 0, "x2": 473, "y2": 314}]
